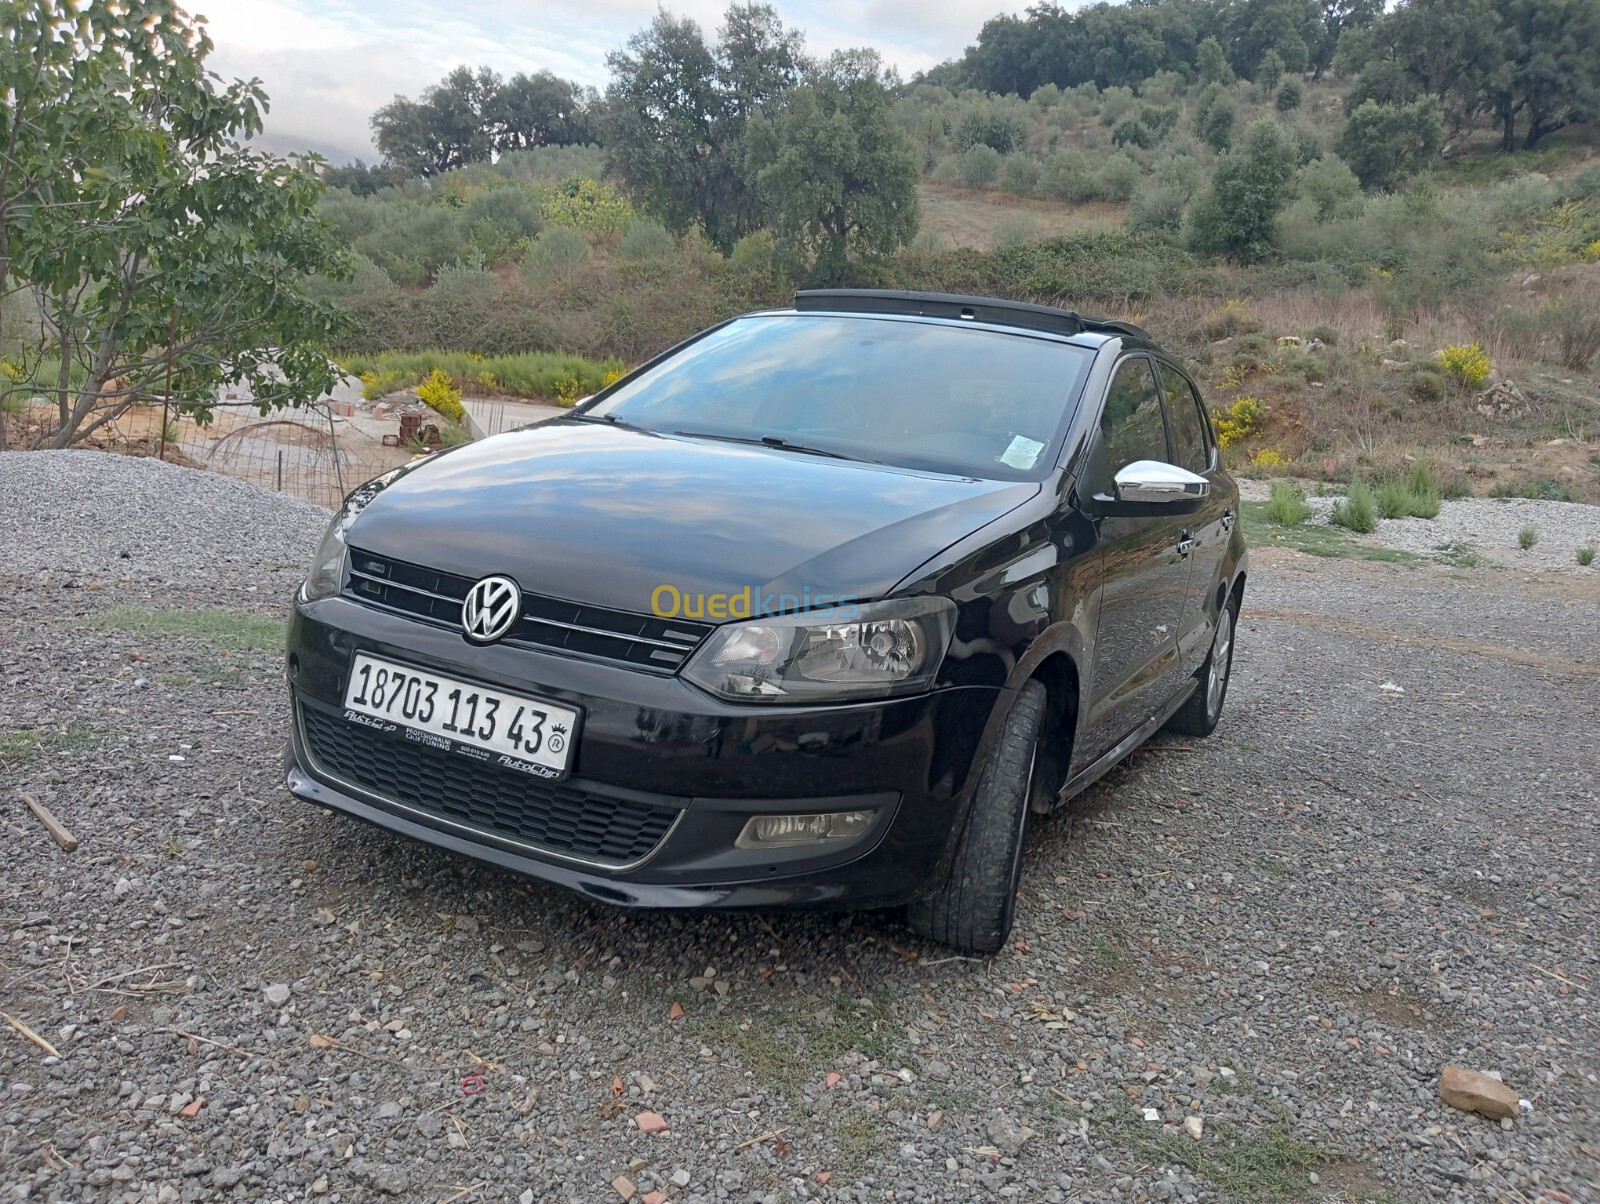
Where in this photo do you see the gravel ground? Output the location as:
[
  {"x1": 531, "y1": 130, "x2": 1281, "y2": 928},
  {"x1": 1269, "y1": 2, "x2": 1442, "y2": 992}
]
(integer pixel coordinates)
[
  {"x1": 3, "y1": 452, "x2": 1597, "y2": 1204},
  {"x1": 1237, "y1": 479, "x2": 1600, "y2": 574}
]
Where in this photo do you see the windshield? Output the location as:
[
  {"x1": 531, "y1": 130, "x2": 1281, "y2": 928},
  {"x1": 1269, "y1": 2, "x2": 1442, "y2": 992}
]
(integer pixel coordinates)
[{"x1": 584, "y1": 314, "x2": 1094, "y2": 480}]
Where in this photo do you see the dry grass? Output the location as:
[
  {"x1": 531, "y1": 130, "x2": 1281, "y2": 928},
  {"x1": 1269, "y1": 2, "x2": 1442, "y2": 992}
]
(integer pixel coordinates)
[{"x1": 916, "y1": 184, "x2": 1124, "y2": 251}]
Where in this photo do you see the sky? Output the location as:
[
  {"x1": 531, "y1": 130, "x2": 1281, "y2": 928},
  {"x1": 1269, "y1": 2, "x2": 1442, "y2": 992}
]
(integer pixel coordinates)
[{"x1": 198, "y1": 0, "x2": 1035, "y2": 166}]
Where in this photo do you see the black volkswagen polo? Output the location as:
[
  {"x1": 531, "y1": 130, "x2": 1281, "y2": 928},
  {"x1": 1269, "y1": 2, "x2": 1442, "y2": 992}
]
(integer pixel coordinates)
[{"x1": 286, "y1": 290, "x2": 1246, "y2": 952}]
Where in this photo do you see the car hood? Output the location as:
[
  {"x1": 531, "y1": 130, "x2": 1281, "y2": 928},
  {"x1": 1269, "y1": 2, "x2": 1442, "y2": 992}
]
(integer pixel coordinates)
[{"x1": 346, "y1": 421, "x2": 1039, "y2": 616}]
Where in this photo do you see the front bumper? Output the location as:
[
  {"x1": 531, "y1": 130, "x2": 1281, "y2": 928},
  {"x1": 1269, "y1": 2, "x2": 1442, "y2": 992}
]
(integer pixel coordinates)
[{"x1": 285, "y1": 597, "x2": 1001, "y2": 910}]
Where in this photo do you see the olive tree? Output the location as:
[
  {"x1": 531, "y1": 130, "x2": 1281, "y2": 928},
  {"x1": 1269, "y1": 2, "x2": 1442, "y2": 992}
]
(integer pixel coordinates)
[{"x1": 1, "y1": 0, "x2": 349, "y2": 449}]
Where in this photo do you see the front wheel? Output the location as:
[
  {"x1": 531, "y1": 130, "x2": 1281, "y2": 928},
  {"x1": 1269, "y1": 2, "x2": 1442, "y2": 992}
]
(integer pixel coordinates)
[
  {"x1": 1166, "y1": 599, "x2": 1236, "y2": 737},
  {"x1": 907, "y1": 679, "x2": 1046, "y2": 954}
]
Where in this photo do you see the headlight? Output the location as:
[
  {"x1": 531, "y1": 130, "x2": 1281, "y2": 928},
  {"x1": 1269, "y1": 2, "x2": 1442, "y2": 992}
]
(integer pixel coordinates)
[
  {"x1": 299, "y1": 516, "x2": 348, "y2": 602},
  {"x1": 682, "y1": 597, "x2": 956, "y2": 703}
]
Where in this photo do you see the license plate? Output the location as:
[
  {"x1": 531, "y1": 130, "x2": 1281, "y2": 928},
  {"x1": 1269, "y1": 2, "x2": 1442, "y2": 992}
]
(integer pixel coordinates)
[{"x1": 341, "y1": 653, "x2": 579, "y2": 780}]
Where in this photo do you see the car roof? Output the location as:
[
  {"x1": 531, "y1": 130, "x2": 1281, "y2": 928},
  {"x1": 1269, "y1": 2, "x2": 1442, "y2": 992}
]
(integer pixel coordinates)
[{"x1": 781, "y1": 289, "x2": 1157, "y2": 350}]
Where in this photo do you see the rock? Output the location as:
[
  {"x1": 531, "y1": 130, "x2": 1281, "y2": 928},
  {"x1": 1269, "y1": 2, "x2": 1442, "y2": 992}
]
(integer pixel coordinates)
[
  {"x1": 1440, "y1": 1066, "x2": 1520, "y2": 1119},
  {"x1": 264, "y1": 983, "x2": 291, "y2": 1006},
  {"x1": 520, "y1": 1192, "x2": 535, "y2": 1204},
  {"x1": 453, "y1": 915, "x2": 479, "y2": 934},
  {"x1": 922, "y1": 1058, "x2": 953, "y2": 1082},
  {"x1": 1388, "y1": 339, "x2": 1413, "y2": 355},
  {"x1": 642, "y1": 1194, "x2": 668, "y2": 1204},
  {"x1": 635, "y1": 1110, "x2": 669, "y2": 1134},
  {"x1": 1381, "y1": 358, "x2": 1406, "y2": 372},
  {"x1": 1183, "y1": 1116, "x2": 1204, "y2": 1140},
  {"x1": 987, "y1": 1112, "x2": 1027, "y2": 1154},
  {"x1": 670, "y1": 1169, "x2": 690, "y2": 1188},
  {"x1": 1521, "y1": 273, "x2": 1541, "y2": 289},
  {"x1": 210, "y1": 1167, "x2": 245, "y2": 1189},
  {"x1": 1142, "y1": 1107, "x2": 1161, "y2": 1122},
  {"x1": 376, "y1": 1101, "x2": 402, "y2": 1120},
  {"x1": 1276, "y1": 336, "x2": 1303, "y2": 348},
  {"x1": 826, "y1": 1072, "x2": 842, "y2": 1088},
  {"x1": 611, "y1": 1174, "x2": 637, "y2": 1200},
  {"x1": 637, "y1": 1074, "x2": 656, "y2": 1093}
]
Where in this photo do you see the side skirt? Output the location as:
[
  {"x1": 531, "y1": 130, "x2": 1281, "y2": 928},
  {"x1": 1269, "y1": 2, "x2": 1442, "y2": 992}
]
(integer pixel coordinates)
[{"x1": 1044, "y1": 678, "x2": 1198, "y2": 812}]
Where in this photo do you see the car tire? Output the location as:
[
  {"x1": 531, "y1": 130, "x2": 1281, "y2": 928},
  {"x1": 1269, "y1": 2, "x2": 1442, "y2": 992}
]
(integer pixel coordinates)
[
  {"x1": 907, "y1": 679, "x2": 1046, "y2": 955},
  {"x1": 1165, "y1": 596, "x2": 1236, "y2": 737}
]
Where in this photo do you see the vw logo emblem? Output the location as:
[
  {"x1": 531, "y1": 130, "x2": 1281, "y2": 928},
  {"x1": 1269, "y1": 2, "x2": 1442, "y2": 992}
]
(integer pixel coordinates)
[{"x1": 461, "y1": 575, "x2": 521, "y2": 644}]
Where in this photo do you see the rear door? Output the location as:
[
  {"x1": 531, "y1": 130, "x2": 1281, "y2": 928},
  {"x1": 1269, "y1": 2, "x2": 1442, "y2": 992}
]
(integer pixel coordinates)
[
  {"x1": 1077, "y1": 355, "x2": 1192, "y2": 765},
  {"x1": 1156, "y1": 360, "x2": 1234, "y2": 677}
]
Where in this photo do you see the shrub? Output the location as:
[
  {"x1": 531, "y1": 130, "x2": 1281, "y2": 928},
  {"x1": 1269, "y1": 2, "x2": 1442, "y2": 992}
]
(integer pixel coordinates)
[
  {"x1": 1199, "y1": 298, "x2": 1263, "y2": 340},
  {"x1": 993, "y1": 213, "x2": 1041, "y2": 248},
  {"x1": 1211, "y1": 395, "x2": 1264, "y2": 448},
  {"x1": 618, "y1": 219, "x2": 678, "y2": 263},
  {"x1": 358, "y1": 368, "x2": 410, "y2": 400},
  {"x1": 1435, "y1": 343, "x2": 1492, "y2": 389},
  {"x1": 542, "y1": 177, "x2": 633, "y2": 239},
  {"x1": 1098, "y1": 85, "x2": 1136, "y2": 125},
  {"x1": 1517, "y1": 524, "x2": 1539, "y2": 550},
  {"x1": 1094, "y1": 151, "x2": 1144, "y2": 202},
  {"x1": 1192, "y1": 82, "x2": 1235, "y2": 152},
  {"x1": 1330, "y1": 480, "x2": 1377, "y2": 533},
  {"x1": 959, "y1": 144, "x2": 1002, "y2": 189},
  {"x1": 1278, "y1": 353, "x2": 1327, "y2": 385},
  {"x1": 1337, "y1": 97, "x2": 1444, "y2": 190},
  {"x1": 417, "y1": 368, "x2": 466, "y2": 423},
  {"x1": 1305, "y1": 323, "x2": 1339, "y2": 345},
  {"x1": 998, "y1": 154, "x2": 1041, "y2": 197},
  {"x1": 1405, "y1": 461, "x2": 1442, "y2": 518},
  {"x1": 521, "y1": 227, "x2": 590, "y2": 286},
  {"x1": 1265, "y1": 479, "x2": 1313, "y2": 524},
  {"x1": 1409, "y1": 368, "x2": 1447, "y2": 401},
  {"x1": 1546, "y1": 300, "x2": 1600, "y2": 370},
  {"x1": 1126, "y1": 179, "x2": 1189, "y2": 236},
  {"x1": 1038, "y1": 148, "x2": 1099, "y2": 202},
  {"x1": 341, "y1": 350, "x2": 624, "y2": 403},
  {"x1": 730, "y1": 230, "x2": 776, "y2": 272},
  {"x1": 1578, "y1": 547, "x2": 1597, "y2": 567},
  {"x1": 928, "y1": 153, "x2": 962, "y2": 185},
  {"x1": 1275, "y1": 79, "x2": 1304, "y2": 112},
  {"x1": 1186, "y1": 117, "x2": 1296, "y2": 262},
  {"x1": 1296, "y1": 155, "x2": 1361, "y2": 219}
]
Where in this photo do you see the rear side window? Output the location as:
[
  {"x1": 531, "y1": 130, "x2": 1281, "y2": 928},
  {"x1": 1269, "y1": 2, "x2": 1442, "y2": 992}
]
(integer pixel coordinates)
[
  {"x1": 1158, "y1": 362, "x2": 1211, "y2": 474},
  {"x1": 1096, "y1": 357, "x2": 1169, "y2": 493}
]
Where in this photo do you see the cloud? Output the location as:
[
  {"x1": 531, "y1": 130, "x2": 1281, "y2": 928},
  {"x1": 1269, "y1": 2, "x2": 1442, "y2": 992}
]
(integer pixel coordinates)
[{"x1": 196, "y1": 0, "x2": 1035, "y2": 164}]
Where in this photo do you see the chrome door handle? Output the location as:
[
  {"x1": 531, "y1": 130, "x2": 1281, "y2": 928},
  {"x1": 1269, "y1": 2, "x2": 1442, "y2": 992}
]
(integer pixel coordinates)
[
  {"x1": 1220, "y1": 508, "x2": 1235, "y2": 533},
  {"x1": 1177, "y1": 535, "x2": 1195, "y2": 557}
]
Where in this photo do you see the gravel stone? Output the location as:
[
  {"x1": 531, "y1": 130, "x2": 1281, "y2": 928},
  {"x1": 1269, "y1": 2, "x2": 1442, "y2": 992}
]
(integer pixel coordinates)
[{"x1": 1, "y1": 451, "x2": 1595, "y2": 1204}]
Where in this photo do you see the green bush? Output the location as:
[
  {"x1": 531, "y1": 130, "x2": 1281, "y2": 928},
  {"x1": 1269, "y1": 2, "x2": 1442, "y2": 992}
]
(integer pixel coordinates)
[
  {"x1": 1405, "y1": 461, "x2": 1442, "y2": 518},
  {"x1": 998, "y1": 154, "x2": 1041, "y2": 197},
  {"x1": 1337, "y1": 97, "x2": 1444, "y2": 190},
  {"x1": 618, "y1": 219, "x2": 678, "y2": 263},
  {"x1": 1296, "y1": 155, "x2": 1361, "y2": 219},
  {"x1": 1265, "y1": 480, "x2": 1313, "y2": 525},
  {"x1": 1278, "y1": 353, "x2": 1327, "y2": 384},
  {"x1": 1126, "y1": 180, "x2": 1188, "y2": 236},
  {"x1": 1038, "y1": 148, "x2": 1099, "y2": 202},
  {"x1": 1329, "y1": 480, "x2": 1377, "y2": 533},
  {"x1": 1098, "y1": 85, "x2": 1136, "y2": 125},
  {"x1": 1578, "y1": 547, "x2": 1597, "y2": 567},
  {"x1": 1186, "y1": 117, "x2": 1295, "y2": 261},
  {"x1": 1517, "y1": 524, "x2": 1539, "y2": 550},
  {"x1": 1276, "y1": 79, "x2": 1304, "y2": 112},
  {"x1": 521, "y1": 227, "x2": 590, "y2": 286},
  {"x1": 1409, "y1": 367, "x2": 1447, "y2": 401},
  {"x1": 1094, "y1": 151, "x2": 1144, "y2": 202},
  {"x1": 1305, "y1": 323, "x2": 1339, "y2": 345},
  {"x1": 960, "y1": 144, "x2": 1002, "y2": 189},
  {"x1": 341, "y1": 349, "x2": 625, "y2": 403}
]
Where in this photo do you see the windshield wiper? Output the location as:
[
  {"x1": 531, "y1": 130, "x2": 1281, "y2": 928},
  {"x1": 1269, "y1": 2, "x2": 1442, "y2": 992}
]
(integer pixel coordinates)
[
  {"x1": 671, "y1": 430, "x2": 876, "y2": 463},
  {"x1": 572, "y1": 412, "x2": 650, "y2": 432}
]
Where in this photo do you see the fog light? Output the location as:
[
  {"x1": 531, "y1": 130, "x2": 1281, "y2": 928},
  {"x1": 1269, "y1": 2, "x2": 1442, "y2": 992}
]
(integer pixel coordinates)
[{"x1": 734, "y1": 810, "x2": 873, "y2": 849}]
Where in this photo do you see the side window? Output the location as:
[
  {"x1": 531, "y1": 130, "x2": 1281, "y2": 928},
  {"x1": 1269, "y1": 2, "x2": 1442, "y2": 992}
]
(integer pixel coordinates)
[
  {"x1": 1096, "y1": 357, "x2": 1170, "y2": 493},
  {"x1": 1158, "y1": 362, "x2": 1211, "y2": 474}
]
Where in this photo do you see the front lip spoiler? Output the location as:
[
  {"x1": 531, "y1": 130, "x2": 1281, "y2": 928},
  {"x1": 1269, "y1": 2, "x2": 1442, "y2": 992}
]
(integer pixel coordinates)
[{"x1": 285, "y1": 763, "x2": 886, "y2": 909}]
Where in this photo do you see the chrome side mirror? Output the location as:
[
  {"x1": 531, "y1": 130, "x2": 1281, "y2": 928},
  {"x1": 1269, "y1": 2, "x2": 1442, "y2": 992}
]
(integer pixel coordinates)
[{"x1": 1113, "y1": 460, "x2": 1210, "y2": 504}]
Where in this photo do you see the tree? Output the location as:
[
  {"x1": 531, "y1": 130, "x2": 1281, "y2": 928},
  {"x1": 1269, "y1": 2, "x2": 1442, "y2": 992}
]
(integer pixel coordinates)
[
  {"x1": 1197, "y1": 37, "x2": 1236, "y2": 86},
  {"x1": 746, "y1": 51, "x2": 920, "y2": 285},
  {"x1": 1194, "y1": 83, "x2": 1237, "y2": 151},
  {"x1": 1256, "y1": 49, "x2": 1286, "y2": 91},
  {"x1": 1493, "y1": 0, "x2": 1600, "y2": 149},
  {"x1": 0, "y1": 0, "x2": 349, "y2": 449},
  {"x1": 1311, "y1": 0, "x2": 1384, "y2": 79},
  {"x1": 1186, "y1": 117, "x2": 1296, "y2": 261},
  {"x1": 373, "y1": 66, "x2": 500, "y2": 175},
  {"x1": 372, "y1": 66, "x2": 595, "y2": 175},
  {"x1": 602, "y1": 3, "x2": 803, "y2": 250},
  {"x1": 1336, "y1": 96, "x2": 1445, "y2": 188}
]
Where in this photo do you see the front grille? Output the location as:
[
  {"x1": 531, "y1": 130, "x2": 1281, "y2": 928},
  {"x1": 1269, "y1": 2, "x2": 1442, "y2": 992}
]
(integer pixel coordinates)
[
  {"x1": 299, "y1": 701, "x2": 681, "y2": 868},
  {"x1": 344, "y1": 549, "x2": 711, "y2": 670}
]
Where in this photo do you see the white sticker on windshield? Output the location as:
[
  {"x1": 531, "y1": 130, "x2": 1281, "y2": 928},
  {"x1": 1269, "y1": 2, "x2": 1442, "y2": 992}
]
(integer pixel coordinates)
[{"x1": 1001, "y1": 435, "x2": 1046, "y2": 469}]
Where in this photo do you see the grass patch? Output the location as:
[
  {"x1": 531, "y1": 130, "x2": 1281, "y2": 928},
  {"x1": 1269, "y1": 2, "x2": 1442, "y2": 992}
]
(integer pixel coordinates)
[
  {"x1": 84, "y1": 607, "x2": 286, "y2": 653},
  {"x1": 1578, "y1": 546, "x2": 1596, "y2": 567},
  {"x1": 0, "y1": 724, "x2": 97, "y2": 768},
  {"x1": 1517, "y1": 525, "x2": 1539, "y2": 550},
  {"x1": 1329, "y1": 480, "x2": 1378, "y2": 534},
  {"x1": 693, "y1": 994, "x2": 894, "y2": 1093},
  {"x1": 1263, "y1": 481, "x2": 1312, "y2": 525},
  {"x1": 1240, "y1": 501, "x2": 1416, "y2": 563},
  {"x1": 1435, "y1": 541, "x2": 1482, "y2": 568},
  {"x1": 338, "y1": 349, "x2": 624, "y2": 404},
  {"x1": 1102, "y1": 1102, "x2": 1332, "y2": 1200},
  {"x1": 1090, "y1": 933, "x2": 1127, "y2": 970}
]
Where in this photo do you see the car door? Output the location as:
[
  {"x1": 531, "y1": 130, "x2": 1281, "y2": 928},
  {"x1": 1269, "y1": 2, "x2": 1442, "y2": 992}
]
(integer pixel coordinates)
[
  {"x1": 1156, "y1": 359, "x2": 1235, "y2": 678},
  {"x1": 1077, "y1": 355, "x2": 1192, "y2": 765}
]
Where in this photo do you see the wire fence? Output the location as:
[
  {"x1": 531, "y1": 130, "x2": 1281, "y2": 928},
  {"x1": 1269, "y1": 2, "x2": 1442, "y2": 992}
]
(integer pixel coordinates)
[{"x1": 166, "y1": 399, "x2": 409, "y2": 511}]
